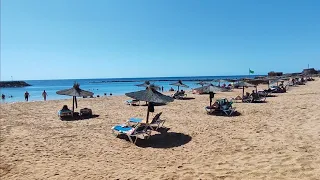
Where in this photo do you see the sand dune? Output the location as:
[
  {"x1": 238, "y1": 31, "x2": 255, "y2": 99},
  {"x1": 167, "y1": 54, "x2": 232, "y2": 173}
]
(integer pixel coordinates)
[{"x1": 1, "y1": 79, "x2": 320, "y2": 179}]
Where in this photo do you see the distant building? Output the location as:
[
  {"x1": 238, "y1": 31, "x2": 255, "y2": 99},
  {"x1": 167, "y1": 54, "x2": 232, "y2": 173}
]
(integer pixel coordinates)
[{"x1": 302, "y1": 68, "x2": 318, "y2": 75}]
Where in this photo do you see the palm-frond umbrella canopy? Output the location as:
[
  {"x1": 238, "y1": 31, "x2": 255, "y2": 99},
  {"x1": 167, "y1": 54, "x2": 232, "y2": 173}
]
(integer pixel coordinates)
[
  {"x1": 193, "y1": 84, "x2": 228, "y2": 94},
  {"x1": 136, "y1": 81, "x2": 160, "y2": 90},
  {"x1": 196, "y1": 81, "x2": 209, "y2": 87},
  {"x1": 56, "y1": 83, "x2": 94, "y2": 113},
  {"x1": 136, "y1": 81, "x2": 151, "y2": 87},
  {"x1": 170, "y1": 80, "x2": 189, "y2": 91},
  {"x1": 125, "y1": 85, "x2": 174, "y2": 123},
  {"x1": 234, "y1": 81, "x2": 256, "y2": 97},
  {"x1": 212, "y1": 79, "x2": 226, "y2": 86}
]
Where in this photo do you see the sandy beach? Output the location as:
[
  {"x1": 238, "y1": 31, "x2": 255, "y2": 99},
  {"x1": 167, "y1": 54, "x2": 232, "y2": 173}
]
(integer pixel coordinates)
[{"x1": 1, "y1": 79, "x2": 319, "y2": 180}]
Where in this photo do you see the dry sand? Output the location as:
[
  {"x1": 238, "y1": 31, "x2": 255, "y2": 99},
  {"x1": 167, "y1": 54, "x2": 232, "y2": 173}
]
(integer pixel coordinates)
[{"x1": 1, "y1": 79, "x2": 320, "y2": 180}]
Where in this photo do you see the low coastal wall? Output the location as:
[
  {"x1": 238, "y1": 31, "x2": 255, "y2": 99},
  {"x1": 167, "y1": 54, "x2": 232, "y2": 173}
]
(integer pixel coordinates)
[{"x1": 0, "y1": 81, "x2": 31, "y2": 88}]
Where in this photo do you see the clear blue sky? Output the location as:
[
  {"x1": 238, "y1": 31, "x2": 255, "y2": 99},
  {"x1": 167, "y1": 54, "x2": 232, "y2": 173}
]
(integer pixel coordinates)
[{"x1": 1, "y1": 0, "x2": 319, "y2": 80}]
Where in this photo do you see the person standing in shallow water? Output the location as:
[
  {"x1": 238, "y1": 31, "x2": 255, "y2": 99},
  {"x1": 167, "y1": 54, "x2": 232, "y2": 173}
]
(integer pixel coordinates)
[
  {"x1": 42, "y1": 90, "x2": 48, "y2": 101},
  {"x1": 24, "y1": 91, "x2": 30, "y2": 101}
]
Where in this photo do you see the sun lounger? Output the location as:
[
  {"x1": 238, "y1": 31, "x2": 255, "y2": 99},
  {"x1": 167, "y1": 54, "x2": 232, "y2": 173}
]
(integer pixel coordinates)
[
  {"x1": 126, "y1": 113, "x2": 165, "y2": 131},
  {"x1": 251, "y1": 93, "x2": 266, "y2": 102},
  {"x1": 149, "y1": 112, "x2": 165, "y2": 130},
  {"x1": 172, "y1": 91, "x2": 187, "y2": 99},
  {"x1": 206, "y1": 98, "x2": 236, "y2": 116},
  {"x1": 126, "y1": 99, "x2": 140, "y2": 106},
  {"x1": 58, "y1": 109, "x2": 73, "y2": 119},
  {"x1": 221, "y1": 105, "x2": 236, "y2": 116},
  {"x1": 242, "y1": 96, "x2": 253, "y2": 103},
  {"x1": 111, "y1": 123, "x2": 151, "y2": 144}
]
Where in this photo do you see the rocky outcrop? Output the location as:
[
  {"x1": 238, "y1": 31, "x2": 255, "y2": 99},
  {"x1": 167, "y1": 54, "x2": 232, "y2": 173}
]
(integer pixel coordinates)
[
  {"x1": 0, "y1": 81, "x2": 31, "y2": 88},
  {"x1": 268, "y1": 71, "x2": 283, "y2": 77}
]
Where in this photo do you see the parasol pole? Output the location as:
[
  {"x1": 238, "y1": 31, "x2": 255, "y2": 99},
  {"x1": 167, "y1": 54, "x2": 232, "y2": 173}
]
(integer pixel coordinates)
[
  {"x1": 146, "y1": 102, "x2": 150, "y2": 123},
  {"x1": 72, "y1": 96, "x2": 75, "y2": 113},
  {"x1": 242, "y1": 86, "x2": 245, "y2": 98}
]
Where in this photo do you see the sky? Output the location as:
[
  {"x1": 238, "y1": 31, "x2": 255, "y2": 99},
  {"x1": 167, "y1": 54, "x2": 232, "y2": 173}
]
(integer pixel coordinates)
[{"x1": 1, "y1": 0, "x2": 319, "y2": 80}]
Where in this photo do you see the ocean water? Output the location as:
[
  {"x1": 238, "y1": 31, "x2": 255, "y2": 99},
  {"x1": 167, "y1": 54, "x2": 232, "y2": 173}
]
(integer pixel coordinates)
[{"x1": 0, "y1": 75, "x2": 257, "y2": 103}]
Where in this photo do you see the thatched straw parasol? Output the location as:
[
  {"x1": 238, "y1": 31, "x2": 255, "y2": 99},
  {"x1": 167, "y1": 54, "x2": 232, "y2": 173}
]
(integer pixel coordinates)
[
  {"x1": 135, "y1": 80, "x2": 161, "y2": 95},
  {"x1": 170, "y1": 80, "x2": 189, "y2": 91},
  {"x1": 195, "y1": 81, "x2": 210, "y2": 87},
  {"x1": 125, "y1": 85, "x2": 174, "y2": 123},
  {"x1": 234, "y1": 81, "x2": 256, "y2": 98},
  {"x1": 136, "y1": 81, "x2": 151, "y2": 87},
  {"x1": 193, "y1": 84, "x2": 228, "y2": 94},
  {"x1": 56, "y1": 83, "x2": 93, "y2": 113}
]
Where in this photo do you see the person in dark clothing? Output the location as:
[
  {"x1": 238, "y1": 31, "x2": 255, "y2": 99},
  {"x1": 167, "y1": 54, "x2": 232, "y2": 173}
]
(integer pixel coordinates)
[
  {"x1": 1, "y1": 94, "x2": 5, "y2": 100},
  {"x1": 42, "y1": 90, "x2": 48, "y2": 101},
  {"x1": 161, "y1": 86, "x2": 164, "y2": 92},
  {"x1": 24, "y1": 91, "x2": 30, "y2": 101},
  {"x1": 209, "y1": 92, "x2": 215, "y2": 106}
]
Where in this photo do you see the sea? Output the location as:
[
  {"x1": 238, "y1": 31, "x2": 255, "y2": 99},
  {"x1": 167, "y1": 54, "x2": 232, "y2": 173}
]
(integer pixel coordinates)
[{"x1": 0, "y1": 75, "x2": 258, "y2": 103}]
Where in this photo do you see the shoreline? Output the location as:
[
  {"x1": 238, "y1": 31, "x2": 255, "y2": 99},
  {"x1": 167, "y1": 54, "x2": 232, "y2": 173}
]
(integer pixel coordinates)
[{"x1": 1, "y1": 78, "x2": 319, "y2": 179}]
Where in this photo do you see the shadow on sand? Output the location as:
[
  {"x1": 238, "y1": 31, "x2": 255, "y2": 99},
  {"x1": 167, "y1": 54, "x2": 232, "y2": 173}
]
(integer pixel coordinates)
[
  {"x1": 61, "y1": 115, "x2": 100, "y2": 121},
  {"x1": 251, "y1": 101, "x2": 268, "y2": 104},
  {"x1": 208, "y1": 111, "x2": 242, "y2": 117},
  {"x1": 141, "y1": 102, "x2": 167, "y2": 107},
  {"x1": 136, "y1": 132, "x2": 192, "y2": 148},
  {"x1": 176, "y1": 97, "x2": 195, "y2": 100},
  {"x1": 266, "y1": 95, "x2": 278, "y2": 97}
]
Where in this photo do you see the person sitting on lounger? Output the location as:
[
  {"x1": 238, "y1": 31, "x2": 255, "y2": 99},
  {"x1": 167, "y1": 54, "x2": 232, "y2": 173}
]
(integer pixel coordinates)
[
  {"x1": 251, "y1": 90, "x2": 256, "y2": 97},
  {"x1": 61, "y1": 105, "x2": 70, "y2": 111},
  {"x1": 243, "y1": 92, "x2": 250, "y2": 99}
]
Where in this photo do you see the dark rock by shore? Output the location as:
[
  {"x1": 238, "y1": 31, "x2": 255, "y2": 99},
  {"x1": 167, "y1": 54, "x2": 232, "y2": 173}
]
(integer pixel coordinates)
[{"x1": 0, "y1": 81, "x2": 31, "y2": 88}]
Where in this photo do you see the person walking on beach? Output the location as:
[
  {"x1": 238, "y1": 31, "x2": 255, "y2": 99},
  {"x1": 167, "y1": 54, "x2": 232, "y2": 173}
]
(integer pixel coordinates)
[
  {"x1": 24, "y1": 91, "x2": 30, "y2": 101},
  {"x1": 162, "y1": 86, "x2": 164, "y2": 92},
  {"x1": 42, "y1": 90, "x2": 48, "y2": 101}
]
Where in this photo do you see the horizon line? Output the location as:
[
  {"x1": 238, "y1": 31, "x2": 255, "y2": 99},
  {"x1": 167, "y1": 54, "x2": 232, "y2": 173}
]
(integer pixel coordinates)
[{"x1": 1, "y1": 74, "x2": 267, "y2": 82}]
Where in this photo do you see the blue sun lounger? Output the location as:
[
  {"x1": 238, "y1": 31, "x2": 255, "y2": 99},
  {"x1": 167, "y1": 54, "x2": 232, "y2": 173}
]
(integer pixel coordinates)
[{"x1": 112, "y1": 123, "x2": 151, "y2": 144}]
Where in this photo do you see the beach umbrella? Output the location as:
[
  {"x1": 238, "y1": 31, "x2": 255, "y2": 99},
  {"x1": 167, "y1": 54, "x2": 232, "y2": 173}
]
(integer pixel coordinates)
[
  {"x1": 56, "y1": 83, "x2": 94, "y2": 113},
  {"x1": 136, "y1": 81, "x2": 160, "y2": 91},
  {"x1": 125, "y1": 85, "x2": 174, "y2": 123},
  {"x1": 136, "y1": 81, "x2": 151, "y2": 87},
  {"x1": 212, "y1": 79, "x2": 229, "y2": 87},
  {"x1": 193, "y1": 84, "x2": 227, "y2": 94},
  {"x1": 170, "y1": 80, "x2": 189, "y2": 91},
  {"x1": 195, "y1": 81, "x2": 209, "y2": 87},
  {"x1": 234, "y1": 81, "x2": 256, "y2": 97}
]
